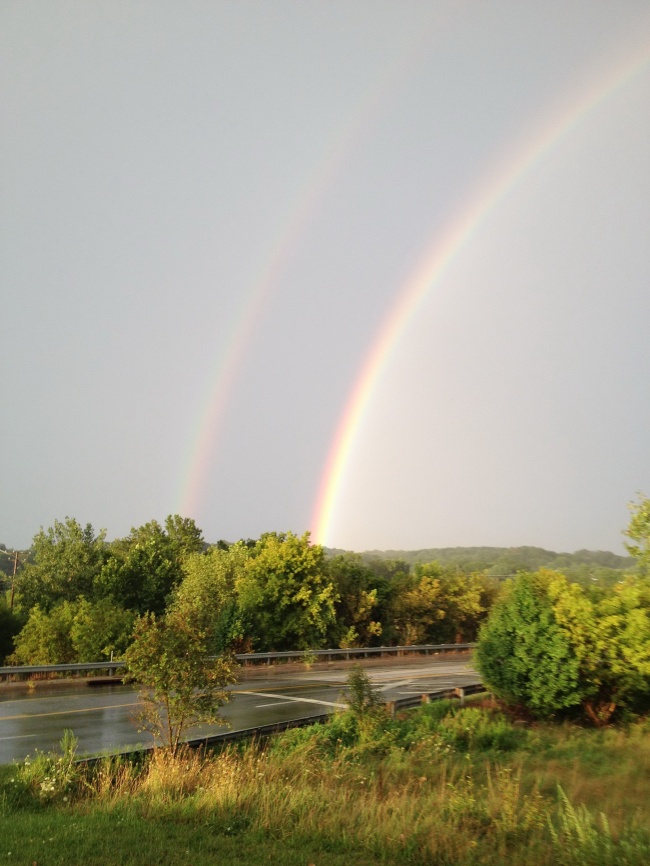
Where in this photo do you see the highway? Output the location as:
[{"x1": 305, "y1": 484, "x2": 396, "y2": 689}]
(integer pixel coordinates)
[{"x1": 0, "y1": 656, "x2": 479, "y2": 764}]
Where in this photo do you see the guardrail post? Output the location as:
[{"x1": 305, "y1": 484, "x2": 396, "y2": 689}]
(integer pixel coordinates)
[
  {"x1": 421, "y1": 694, "x2": 430, "y2": 705},
  {"x1": 454, "y1": 687, "x2": 465, "y2": 706},
  {"x1": 386, "y1": 700, "x2": 396, "y2": 719}
]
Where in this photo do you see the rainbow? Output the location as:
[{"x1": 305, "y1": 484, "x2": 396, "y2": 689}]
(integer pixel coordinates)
[
  {"x1": 311, "y1": 41, "x2": 650, "y2": 547},
  {"x1": 176, "y1": 20, "x2": 450, "y2": 520}
]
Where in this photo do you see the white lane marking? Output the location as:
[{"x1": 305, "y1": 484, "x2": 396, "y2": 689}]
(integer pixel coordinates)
[
  {"x1": 376, "y1": 679, "x2": 414, "y2": 692},
  {"x1": 397, "y1": 681, "x2": 454, "y2": 691},
  {"x1": 237, "y1": 690, "x2": 346, "y2": 710},
  {"x1": 0, "y1": 734, "x2": 37, "y2": 741},
  {"x1": 0, "y1": 701, "x2": 140, "y2": 722},
  {"x1": 397, "y1": 689, "x2": 453, "y2": 695},
  {"x1": 255, "y1": 700, "x2": 303, "y2": 708}
]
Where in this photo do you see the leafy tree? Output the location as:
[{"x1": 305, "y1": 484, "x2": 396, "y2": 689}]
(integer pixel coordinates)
[
  {"x1": 162, "y1": 514, "x2": 205, "y2": 554},
  {"x1": 625, "y1": 494, "x2": 650, "y2": 574},
  {"x1": 236, "y1": 532, "x2": 338, "y2": 651},
  {"x1": 549, "y1": 574, "x2": 650, "y2": 724},
  {"x1": 345, "y1": 664, "x2": 383, "y2": 719},
  {"x1": 172, "y1": 543, "x2": 250, "y2": 653},
  {"x1": 389, "y1": 572, "x2": 446, "y2": 645},
  {"x1": 10, "y1": 597, "x2": 135, "y2": 664},
  {"x1": 413, "y1": 562, "x2": 488, "y2": 643},
  {"x1": 10, "y1": 602, "x2": 77, "y2": 664},
  {"x1": 95, "y1": 516, "x2": 204, "y2": 615},
  {"x1": 477, "y1": 562, "x2": 650, "y2": 724},
  {"x1": 124, "y1": 608, "x2": 238, "y2": 756},
  {"x1": 326, "y1": 553, "x2": 382, "y2": 648},
  {"x1": 68, "y1": 597, "x2": 135, "y2": 662},
  {"x1": 17, "y1": 518, "x2": 107, "y2": 612},
  {"x1": 475, "y1": 571, "x2": 582, "y2": 718}
]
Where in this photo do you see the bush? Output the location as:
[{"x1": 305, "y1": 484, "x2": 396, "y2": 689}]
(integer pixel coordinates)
[
  {"x1": 475, "y1": 572, "x2": 582, "y2": 718},
  {"x1": 345, "y1": 665, "x2": 383, "y2": 719},
  {"x1": 476, "y1": 569, "x2": 650, "y2": 724}
]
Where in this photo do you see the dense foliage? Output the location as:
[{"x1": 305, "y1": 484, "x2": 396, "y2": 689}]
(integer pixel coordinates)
[
  {"x1": 2, "y1": 517, "x2": 497, "y2": 664},
  {"x1": 3, "y1": 496, "x2": 649, "y2": 706},
  {"x1": 476, "y1": 569, "x2": 650, "y2": 723}
]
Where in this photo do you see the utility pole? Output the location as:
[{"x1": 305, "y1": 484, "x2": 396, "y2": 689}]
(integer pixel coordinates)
[
  {"x1": 0, "y1": 548, "x2": 22, "y2": 611},
  {"x1": 9, "y1": 549, "x2": 18, "y2": 611}
]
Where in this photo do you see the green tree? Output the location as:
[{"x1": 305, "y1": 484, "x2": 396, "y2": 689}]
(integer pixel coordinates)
[
  {"x1": 10, "y1": 602, "x2": 77, "y2": 664},
  {"x1": 235, "y1": 532, "x2": 338, "y2": 651},
  {"x1": 549, "y1": 574, "x2": 650, "y2": 724},
  {"x1": 10, "y1": 597, "x2": 135, "y2": 664},
  {"x1": 124, "y1": 608, "x2": 238, "y2": 756},
  {"x1": 162, "y1": 514, "x2": 205, "y2": 554},
  {"x1": 413, "y1": 562, "x2": 488, "y2": 643},
  {"x1": 172, "y1": 543, "x2": 249, "y2": 653},
  {"x1": 389, "y1": 572, "x2": 446, "y2": 645},
  {"x1": 327, "y1": 553, "x2": 382, "y2": 648},
  {"x1": 625, "y1": 493, "x2": 650, "y2": 573},
  {"x1": 95, "y1": 516, "x2": 204, "y2": 615},
  {"x1": 475, "y1": 571, "x2": 582, "y2": 718},
  {"x1": 69, "y1": 597, "x2": 135, "y2": 662},
  {"x1": 345, "y1": 664, "x2": 383, "y2": 719},
  {"x1": 17, "y1": 518, "x2": 107, "y2": 612}
]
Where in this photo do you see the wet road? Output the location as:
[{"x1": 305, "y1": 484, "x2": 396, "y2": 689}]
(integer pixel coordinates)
[{"x1": 0, "y1": 658, "x2": 479, "y2": 764}]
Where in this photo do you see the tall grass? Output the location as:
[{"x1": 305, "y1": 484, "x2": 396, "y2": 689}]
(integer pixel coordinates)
[{"x1": 2, "y1": 702, "x2": 650, "y2": 865}]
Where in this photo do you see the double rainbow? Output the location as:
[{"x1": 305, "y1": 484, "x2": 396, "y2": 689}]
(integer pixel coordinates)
[
  {"x1": 176, "y1": 25, "x2": 441, "y2": 520},
  {"x1": 176, "y1": 35, "x2": 650, "y2": 544}
]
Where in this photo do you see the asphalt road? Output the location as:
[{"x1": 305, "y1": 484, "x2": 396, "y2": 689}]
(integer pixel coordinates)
[{"x1": 0, "y1": 657, "x2": 480, "y2": 764}]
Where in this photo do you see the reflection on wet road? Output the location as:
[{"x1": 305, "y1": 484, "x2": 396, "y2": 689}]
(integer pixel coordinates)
[{"x1": 0, "y1": 658, "x2": 479, "y2": 764}]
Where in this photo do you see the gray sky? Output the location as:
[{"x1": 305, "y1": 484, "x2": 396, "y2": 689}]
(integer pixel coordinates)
[{"x1": 2, "y1": 1, "x2": 649, "y2": 554}]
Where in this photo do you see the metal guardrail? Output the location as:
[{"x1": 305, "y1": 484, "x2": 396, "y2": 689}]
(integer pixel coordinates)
[
  {"x1": 386, "y1": 682, "x2": 486, "y2": 714},
  {"x1": 236, "y1": 643, "x2": 475, "y2": 663},
  {"x1": 0, "y1": 661, "x2": 124, "y2": 677},
  {"x1": 77, "y1": 680, "x2": 487, "y2": 765},
  {"x1": 0, "y1": 643, "x2": 475, "y2": 680}
]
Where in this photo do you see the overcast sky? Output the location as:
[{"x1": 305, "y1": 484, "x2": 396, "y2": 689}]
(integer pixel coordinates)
[{"x1": 2, "y1": 1, "x2": 650, "y2": 554}]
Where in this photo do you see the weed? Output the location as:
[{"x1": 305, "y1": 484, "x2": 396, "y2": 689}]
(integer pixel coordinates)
[{"x1": 14, "y1": 729, "x2": 81, "y2": 804}]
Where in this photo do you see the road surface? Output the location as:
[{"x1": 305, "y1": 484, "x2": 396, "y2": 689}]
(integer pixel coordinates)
[{"x1": 0, "y1": 656, "x2": 479, "y2": 764}]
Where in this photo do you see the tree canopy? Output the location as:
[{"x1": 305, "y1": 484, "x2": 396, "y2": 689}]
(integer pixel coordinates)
[
  {"x1": 17, "y1": 518, "x2": 107, "y2": 613},
  {"x1": 236, "y1": 532, "x2": 338, "y2": 651}
]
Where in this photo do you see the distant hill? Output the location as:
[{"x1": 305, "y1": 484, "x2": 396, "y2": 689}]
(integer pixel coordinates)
[{"x1": 324, "y1": 545, "x2": 635, "y2": 581}]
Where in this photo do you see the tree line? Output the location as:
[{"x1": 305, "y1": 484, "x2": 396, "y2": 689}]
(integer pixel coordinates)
[
  {"x1": 0, "y1": 516, "x2": 499, "y2": 665},
  {"x1": 4, "y1": 495, "x2": 650, "y2": 729}
]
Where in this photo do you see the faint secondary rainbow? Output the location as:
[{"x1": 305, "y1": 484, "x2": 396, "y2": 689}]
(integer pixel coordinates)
[
  {"x1": 176, "y1": 15, "x2": 452, "y2": 521},
  {"x1": 311, "y1": 41, "x2": 650, "y2": 547},
  {"x1": 176, "y1": 97, "x2": 390, "y2": 518}
]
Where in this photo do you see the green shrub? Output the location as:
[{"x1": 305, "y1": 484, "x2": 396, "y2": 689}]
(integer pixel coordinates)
[
  {"x1": 475, "y1": 572, "x2": 582, "y2": 718},
  {"x1": 437, "y1": 707, "x2": 526, "y2": 753}
]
